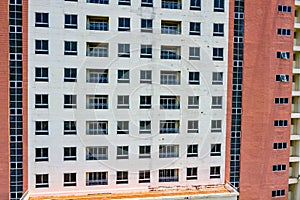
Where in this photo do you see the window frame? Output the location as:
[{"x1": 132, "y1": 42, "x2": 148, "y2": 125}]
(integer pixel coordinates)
[
  {"x1": 63, "y1": 147, "x2": 77, "y2": 161},
  {"x1": 64, "y1": 14, "x2": 78, "y2": 29},
  {"x1": 116, "y1": 146, "x2": 129, "y2": 159},
  {"x1": 64, "y1": 68, "x2": 77, "y2": 82},
  {"x1": 35, "y1": 121, "x2": 49, "y2": 135},
  {"x1": 118, "y1": 17, "x2": 130, "y2": 31},
  {"x1": 35, "y1": 12, "x2": 49, "y2": 27}
]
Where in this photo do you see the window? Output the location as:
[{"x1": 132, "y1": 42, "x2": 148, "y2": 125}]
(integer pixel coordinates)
[
  {"x1": 212, "y1": 96, "x2": 222, "y2": 109},
  {"x1": 277, "y1": 51, "x2": 290, "y2": 59},
  {"x1": 118, "y1": 70, "x2": 130, "y2": 83},
  {"x1": 189, "y1": 72, "x2": 200, "y2": 84},
  {"x1": 117, "y1": 95, "x2": 129, "y2": 109},
  {"x1": 141, "y1": 19, "x2": 153, "y2": 32},
  {"x1": 86, "y1": 172, "x2": 108, "y2": 186},
  {"x1": 140, "y1": 70, "x2": 152, "y2": 83},
  {"x1": 161, "y1": 20, "x2": 181, "y2": 34},
  {"x1": 159, "y1": 169, "x2": 179, "y2": 182},
  {"x1": 162, "y1": 0, "x2": 182, "y2": 9},
  {"x1": 160, "y1": 96, "x2": 180, "y2": 109},
  {"x1": 141, "y1": 0, "x2": 153, "y2": 7},
  {"x1": 139, "y1": 121, "x2": 151, "y2": 134},
  {"x1": 211, "y1": 120, "x2": 222, "y2": 132},
  {"x1": 86, "y1": 42, "x2": 109, "y2": 57},
  {"x1": 86, "y1": 146, "x2": 108, "y2": 160},
  {"x1": 187, "y1": 144, "x2": 198, "y2": 157},
  {"x1": 35, "y1": 13, "x2": 49, "y2": 27},
  {"x1": 273, "y1": 142, "x2": 288, "y2": 150},
  {"x1": 36, "y1": 174, "x2": 49, "y2": 188},
  {"x1": 189, "y1": 22, "x2": 201, "y2": 35},
  {"x1": 118, "y1": 44, "x2": 130, "y2": 57},
  {"x1": 161, "y1": 46, "x2": 181, "y2": 59},
  {"x1": 210, "y1": 166, "x2": 221, "y2": 179},
  {"x1": 278, "y1": 5, "x2": 292, "y2": 13},
  {"x1": 64, "y1": 173, "x2": 76, "y2": 187},
  {"x1": 160, "y1": 71, "x2": 180, "y2": 84},
  {"x1": 160, "y1": 120, "x2": 179, "y2": 134},
  {"x1": 274, "y1": 120, "x2": 288, "y2": 127},
  {"x1": 140, "y1": 96, "x2": 151, "y2": 109},
  {"x1": 35, "y1": 40, "x2": 48, "y2": 54},
  {"x1": 139, "y1": 145, "x2": 151, "y2": 158},
  {"x1": 87, "y1": 0, "x2": 109, "y2": 4},
  {"x1": 65, "y1": 14, "x2": 77, "y2": 29},
  {"x1": 86, "y1": 121, "x2": 108, "y2": 135},
  {"x1": 117, "y1": 146, "x2": 129, "y2": 159},
  {"x1": 117, "y1": 121, "x2": 129, "y2": 134},
  {"x1": 272, "y1": 189, "x2": 285, "y2": 198},
  {"x1": 159, "y1": 145, "x2": 179, "y2": 158},
  {"x1": 274, "y1": 98, "x2": 289, "y2": 104},
  {"x1": 214, "y1": 0, "x2": 224, "y2": 12},
  {"x1": 35, "y1": 148, "x2": 48, "y2": 162},
  {"x1": 188, "y1": 96, "x2": 199, "y2": 109},
  {"x1": 64, "y1": 68, "x2": 77, "y2": 82},
  {"x1": 87, "y1": 95, "x2": 108, "y2": 109},
  {"x1": 212, "y1": 72, "x2": 223, "y2": 85},
  {"x1": 116, "y1": 171, "x2": 128, "y2": 184},
  {"x1": 276, "y1": 74, "x2": 289, "y2": 82},
  {"x1": 119, "y1": 0, "x2": 130, "y2": 5},
  {"x1": 87, "y1": 16, "x2": 109, "y2": 31},
  {"x1": 64, "y1": 147, "x2": 76, "y2": 161},
  {"x1": 35, "y1": 67, "x2": 48, "y2": 82},
  {"x1": 210, "y1": 144, "x2": 221, "y2": 156},
  {"x1": 272, "y1": 164, "x2": 286, "y2": 171},
  {"x1": 64, "y1": 41, "x2": 77, "y2": 55},
  {"x1": 139, "y1": 170, "x2": 150, "y2": 183},
  {"x1": 213, "y1": 23, "x2": 224, "y2": 36},
  {"x1": 35, "y1": 121, "x2": 48, "y2": 135},
  {"x1": 118, "y1": 18, "x2": 130, "y2": 31},
  {"x1": 87, "y1": 69, "x2": 108, "y2": 83},
  {"x1": 35, "y1": 94, "x2": 48, "y2": 108},
  {"x1": 187, "y1": 120, "x2": 198, "y2": 133},
  {"x1": 277, "y1": 28, "x2": 291, "y2": 36},
  {"x1": 187, "y1": 167, "x2": 197, "y2": 180},
  {"x1": 213, "y1": 48, "x2": 224, "y2": 61},
  {"x1": 64, "y1": 95, "x2": 77, "y2": 108},
  {"x1": 190, "y1": 0, "x2": 201, "y2": 10},
  {"x1": 64, "y1": 121, "x2": 76, "y2": 135},
  {"x1": 189, "y1": 47, "x2": 200, "y2": 60},
  {"x1": 141, "y1": 45, "x2": 152, "y2": 58}
]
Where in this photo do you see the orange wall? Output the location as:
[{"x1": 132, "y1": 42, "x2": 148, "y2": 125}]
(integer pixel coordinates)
[
  {"x1": 239, "y1": 0, "x2": 294, "y2": 199},
  {"x1": 0, "y1": 1, "x2": 10, "y2": 200}
]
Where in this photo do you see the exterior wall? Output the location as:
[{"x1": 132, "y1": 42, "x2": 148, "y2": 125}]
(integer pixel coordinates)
[
  {"x1": 28, "y1": 0, "x2": 229, "y2": 196},
  {"x1": 0, "y1": 1, "x2": 10, "y2": 200},
  {"x1": 239, "y1": 0, "x2": 293, "y2": 199}
]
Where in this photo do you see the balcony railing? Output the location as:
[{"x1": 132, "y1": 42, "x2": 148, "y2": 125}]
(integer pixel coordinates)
[
  {"x1": 87, "y1": 129, "x2": 108, "y2": 135},
  {"x1": 159, "y1": 176, "x2": 179, "y2": 182},
  {"x1": 160, "y1": 128, "x2": 179, "y2": 133},
  {"x1": 87, "y1": 76, "x2": 108, "y2": 83},
  {"x1": 161, "y1": 26, "x2": 181, "y2": 34},
  {"x1": 160, "y1": 104, "x2": 180, "y2": 109},
  {"x1": 87, "y1": 23, "x2": 108, "y2": 31},
  {"x1": 87, "y1": 103, "x2": 108, "y2": 109},
  {"x1": 86, "y1": 180, "x2": 108, "y2": 186},
  {"x1": 162, "y1": 1, "x2": 181, "y2": 9}
]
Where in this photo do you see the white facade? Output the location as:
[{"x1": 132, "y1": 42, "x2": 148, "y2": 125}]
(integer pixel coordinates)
[{"x1": 28, "y1": 0, "x2": 229, "y2": 196}]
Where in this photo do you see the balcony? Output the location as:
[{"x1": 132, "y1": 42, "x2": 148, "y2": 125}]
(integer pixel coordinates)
[
  {"x1": 160, "y1": 96, "x2": 180, "y2": 109},
  {"x1": 86, "y1": 95, "x2": 108, "y2": 109},
  {"x1": 160, "y1": 71, "x2": 180, "y2": 85},
  {"x1": 161, "y1": 46, "x2": 181, "y2": 60},
  {"x1": 161, "y1": 20, "x2": 181, "y2": 34},
  {"x1": 162, "y1": 0, "x2": 181, "y2": 9},
  {"x1": 86, "y1": 43, "x2": 108, "y2": 57},
  {"x1": 86, "y1": 69, "x2": 108, "y2": 83},
  {"x1": 160, "y1": 120, "x2": 180, "y2": 134}
]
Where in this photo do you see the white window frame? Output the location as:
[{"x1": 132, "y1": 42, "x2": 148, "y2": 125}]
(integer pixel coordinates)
[
  {"x1": 116, "y1": 146, "x2": 129, "y2": 159},
  {"x1": 86, "y1": 121, "x2": 108, "y2": 135},
  {"x1": 187, "y1": 120, "x2": 198, "y2": 133},
  {"x1": 86, "y1": 146, "x2": 108, "y2": 160}
]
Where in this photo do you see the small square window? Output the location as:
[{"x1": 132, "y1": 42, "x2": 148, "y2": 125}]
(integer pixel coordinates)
[
  {"x1": 189, "y1": 72, "x2": 200, "y2": 85},
  {"x1": 35, "y1": 13, "x2": 49, "y2": 27},
  {"x1": 141, "y1": 0, "x2": 153, "y2": 7},
  {"x1": 64, "y1": 95, "x2": 77, "y2": 109},
  {"x1": 187, "y1": 167, "x2": 197, "y2": 180},
  {"x1": 141, "y1": 19, "x2": 153, "y2": 32},
  {"x1": 36, "y1": 174, "x2": 49, "y2": 188},
  {"x1": 212, "y1": 96, "x2": 222, "y2": 109},
  {"x1": 140, "y1": 70, "x2": 152, "y2": 83},
  {"x1": 116, "y1": 171, "x2": 128, "y2": 184},
  {"x1": 65, "y1": 14, "x2": 77, "y2": 29},
  {"x1": 35, "y1": 67, "x2": 48, "y2": 82},
  {"x1": 140, "y1": 96, "x2": 151, "y2": 109},
  {"x1": 188, "y1": 96, "x2": 199, "y2": 109},
  {"x1": 141, "y1": 44, "x2": 152, "y2": 58},
  {"x1": 211, "y1": 120, "x2": 222, "y2": 132},
  {"x1": 214, "y1": 0, "x2": 224, "y2": 12},
  {"x1": 213, "y1": 48, "x2": 224, "y2": 61},
  {"x1": 64, "y1": 68, "x2": 77, "y2": 82},
  {"x1": 35, "y1": 121, "x2": 49, "y2": 135},
  {"x1": 64, "y1": 173, "x2": 76, "y2": 187},
  {"x1": 118, "y1": 70, "x2": 130, "y2": 83},
  {"x1": 139, "y1": 170, "x2": 150, "y2": 183},
  {"x1": 64, "y1": 147, "x2": 77, "y2": 161},
  {"x1": 35, "y1": 40, "x2": 49, "y2": 54},
  {"x1": 190, "y1": 22, "x2": 201, "y2": 35},
  {"x1": 139, "y1": 146, "x2": 151, "y2": 158},
  {"x1": 276, "y1": 74, "x2": 289, "y2": 82},
  {"x1": 210, "y1": 144, "x2": 221, "y2": 156},
  {"x1": 35, "y1": 94, "x2": 48, "y2": 108},
  {"x1": 212, "y1": 72, "x2": 223, "y2": 85},
  {"x1": 213, "y1": 23, "x2": 224, "y2": 36},
  {"x1": 35, "y1": 148, "x2": 48, "y2": 162},
  {"x1": 117, "y1": 146, "x2": 129, "y2": 159},
  {"x1": 117, "y1": 95, "x2": 129, "y2": 109},
  {"x1": 118, "y1": 18, "x2": 130, "y2": 31},
  {"x1": 64, "y1": 121, "x2": 76, "y2": 135},
  {"x1": 118, "y1": 44, "x2": 130, "y2": 57},
  {"x1": 189, "y1": 47, "x2": 200, "y2": 60},
  {"x1": 117, "y1": 121, "x2": 129, "y2": 134},
  {"x1": 187, "y1": 144, "x2": 198, "y2": 157},
  {"x1": 139, "y1": 121, "x2": 151, "y2": 134},
  {"x1": 187, "y1": 120, "x2": 198, "y2": 133},
  {"x1": 277, "y1": 51, "x2": 290, "y2": 59},
  {"x1": 64, "y1": 41, "x2": 77, "y2": 55},
  {"x1": 210, "y1": 166, "x2": 221, "y2": 179},
  {"x1": 190, "y1": 0, "x2": 201, "y2": 10}
]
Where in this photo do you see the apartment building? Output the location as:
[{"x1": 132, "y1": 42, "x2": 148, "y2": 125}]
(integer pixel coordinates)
[{"x1": 0, "y1": 0, "x2": 295, "y2": 200}]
